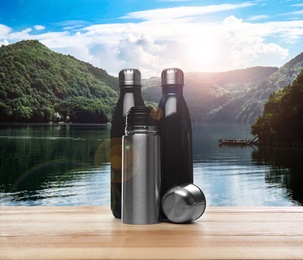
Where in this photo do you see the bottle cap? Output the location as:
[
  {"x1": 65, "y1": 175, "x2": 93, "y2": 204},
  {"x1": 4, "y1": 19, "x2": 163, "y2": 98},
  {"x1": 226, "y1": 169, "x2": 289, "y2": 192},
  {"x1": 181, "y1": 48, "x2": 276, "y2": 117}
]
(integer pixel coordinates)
[
  {"x1": 162, "y1": 183, "x2": 206, "y2": 223},
  {"x1": 161, "y1": 68, "x2": 184, "y2": 86},
  {"x1": 119, "y1": 69, "x2": 141, "y2": 86},
  {"x1": 126, "y1": 106, "x2": 157, "y2": 127}
]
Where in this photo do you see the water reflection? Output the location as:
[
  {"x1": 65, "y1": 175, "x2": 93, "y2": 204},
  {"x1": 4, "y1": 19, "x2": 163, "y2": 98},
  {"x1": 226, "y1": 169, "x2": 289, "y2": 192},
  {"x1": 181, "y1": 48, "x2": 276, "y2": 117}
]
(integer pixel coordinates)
[
  {"x1": 0, "y1": 124, "x2": 110, "y2": 206},
  {"x1": 252, "y1": 147, "x2": 303, "y2": 205},
  {"x1": 192, "y1": 123, "x2": 302, "y2": 206},
  {"x1": 1, "y1": 123, "x2": 303, "y2": 206}
]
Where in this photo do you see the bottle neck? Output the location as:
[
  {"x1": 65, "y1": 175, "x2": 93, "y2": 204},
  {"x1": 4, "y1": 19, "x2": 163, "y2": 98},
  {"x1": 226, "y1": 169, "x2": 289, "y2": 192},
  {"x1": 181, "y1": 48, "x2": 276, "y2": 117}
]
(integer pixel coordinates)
[
  {"x1": 161, "y1": 85, "x2": 183, "y2": 95},
  {"x1": 120, "y1": 86, "x2": 142, "y2": 94},
  {"x1": 125, "y1": 125, "x2": 157, "y2": 135}
]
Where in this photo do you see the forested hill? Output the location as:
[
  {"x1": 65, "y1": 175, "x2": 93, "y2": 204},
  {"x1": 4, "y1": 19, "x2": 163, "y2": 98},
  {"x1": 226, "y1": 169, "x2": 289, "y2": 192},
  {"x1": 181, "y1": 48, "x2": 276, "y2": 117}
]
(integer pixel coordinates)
[
  {"x1": 251, "y1": 69, "x2": 303, "y2": 146},
  {"x1": 1, "y1": 40, "x2": 303, "y2": 125},
  {"x1": 0, "y1": 40, "x2": 118, "y2": 123}
]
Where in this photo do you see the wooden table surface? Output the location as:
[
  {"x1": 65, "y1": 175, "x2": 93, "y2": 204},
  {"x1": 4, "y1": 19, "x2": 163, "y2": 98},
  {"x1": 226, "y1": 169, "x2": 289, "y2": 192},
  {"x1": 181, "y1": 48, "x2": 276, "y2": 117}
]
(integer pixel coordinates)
[{"x1": 1, "y1": 206, "x2": 303, "y2": 259}]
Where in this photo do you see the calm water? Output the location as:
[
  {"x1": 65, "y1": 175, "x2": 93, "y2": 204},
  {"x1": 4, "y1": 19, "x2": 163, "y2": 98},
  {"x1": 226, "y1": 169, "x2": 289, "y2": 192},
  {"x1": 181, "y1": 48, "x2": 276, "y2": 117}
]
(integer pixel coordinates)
[{"x1": 0, "y1": 123, "x2": 302, "y2": 206}]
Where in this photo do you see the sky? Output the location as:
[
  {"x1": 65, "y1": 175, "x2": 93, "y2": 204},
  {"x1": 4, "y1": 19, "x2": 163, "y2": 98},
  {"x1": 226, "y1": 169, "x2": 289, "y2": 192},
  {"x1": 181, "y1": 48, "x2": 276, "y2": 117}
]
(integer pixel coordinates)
[{"x1": 1, "y1": 0, "x2": 303, "y2": 78}]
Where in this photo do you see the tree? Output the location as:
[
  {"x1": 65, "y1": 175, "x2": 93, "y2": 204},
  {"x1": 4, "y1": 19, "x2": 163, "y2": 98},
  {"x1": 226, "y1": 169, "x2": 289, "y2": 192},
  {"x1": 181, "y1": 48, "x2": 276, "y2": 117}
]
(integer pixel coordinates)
[
  {"x1": 251, "y1": 69, "x2": 303, "y2": 146},
  {"x1": 0, "y1": 40, "x2": 118, "y2": 123}
]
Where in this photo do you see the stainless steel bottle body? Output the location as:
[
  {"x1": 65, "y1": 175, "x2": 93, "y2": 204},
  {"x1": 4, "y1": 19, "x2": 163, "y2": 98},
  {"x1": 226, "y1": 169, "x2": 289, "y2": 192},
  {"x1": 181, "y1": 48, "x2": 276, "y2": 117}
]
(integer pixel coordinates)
[{"x1": 122, "y1": 133, "x2": 161, "y2": 224}]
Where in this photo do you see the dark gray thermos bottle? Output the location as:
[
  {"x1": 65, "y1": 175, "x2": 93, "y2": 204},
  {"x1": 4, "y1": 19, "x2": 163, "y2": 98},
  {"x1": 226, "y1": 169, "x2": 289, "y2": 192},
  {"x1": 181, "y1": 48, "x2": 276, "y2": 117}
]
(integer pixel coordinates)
[
  {"x1": 158, "y1": 68, "x2": 193, "y2": 200},
  {"x1": 110, "y1": 69, "x2": 145, "y2": 219}
]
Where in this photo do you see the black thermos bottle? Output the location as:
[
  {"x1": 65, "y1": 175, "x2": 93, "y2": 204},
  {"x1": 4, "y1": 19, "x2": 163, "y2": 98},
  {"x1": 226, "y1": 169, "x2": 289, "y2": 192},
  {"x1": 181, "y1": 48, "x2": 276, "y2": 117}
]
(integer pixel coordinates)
[
  {"x1": 158, "y1": 68, "x2": 193, "y2": 199},
  {"x1": 110, "y1": 69, "x2": 145, "y2": 218}
]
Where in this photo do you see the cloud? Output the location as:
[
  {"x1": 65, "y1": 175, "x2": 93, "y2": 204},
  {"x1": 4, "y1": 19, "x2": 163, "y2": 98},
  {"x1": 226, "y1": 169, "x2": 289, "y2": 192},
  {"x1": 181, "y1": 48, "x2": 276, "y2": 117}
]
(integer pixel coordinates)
[
  {"x1": 78, "y1": 14, "x2": 292, "y2": 75},
  {"x1": 264, "y1": 20, "x2": 303, "y2": 43},
  {"x1": 247, "y1": 15, "x2": 269, "y2": 21},
  {"x1": 54, "y1": 20, "x2": 89, "y2": 30},
  {"x1": 0, "y1": 39, "x2": 9, "y2": 46},
  {"x1": 34, "y1": 25, "x2": 45, "y2": 31},
  {"x1": 0, "y1": 3, "x2": 302, "y2": 77},
  {"x1": 0, "y1": 24, "x2": 12, "y2": 36},
  {"x1": 173, "y1": 15, "x2": 290, "y2": 72},
  {"x1": 121, "y1": 2, "x2": 254, "y2": 20},
  {"x1": 157, "y1": 0, "x2": 191, "y2": 2},
  {"x1": 7, "y1": 28, "x2": 33, "y2": 41},
  {"x1": 283, "y1": 9, "x2": 303, "y2": 15}
]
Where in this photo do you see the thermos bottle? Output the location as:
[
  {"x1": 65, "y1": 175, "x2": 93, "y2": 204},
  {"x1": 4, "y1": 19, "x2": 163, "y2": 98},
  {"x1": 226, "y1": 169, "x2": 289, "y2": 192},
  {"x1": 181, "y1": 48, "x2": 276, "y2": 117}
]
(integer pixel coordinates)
[
  {"x1": 110, "y1": 69, "x2": 145, "y2": 219},
  {"x1": 122, "y1": 106, "x2": 161, "y2": 224},
  {"x1": 158, "y1": 68, "x2": 193, "y2": 199}
]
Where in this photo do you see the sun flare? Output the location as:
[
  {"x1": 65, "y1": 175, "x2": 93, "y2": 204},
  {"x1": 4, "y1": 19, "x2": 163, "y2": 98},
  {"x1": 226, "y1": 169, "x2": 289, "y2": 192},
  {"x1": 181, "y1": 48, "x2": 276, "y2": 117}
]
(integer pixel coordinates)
[{"x1": 186, "y1": 38, "x2": 220, "y2": 72}]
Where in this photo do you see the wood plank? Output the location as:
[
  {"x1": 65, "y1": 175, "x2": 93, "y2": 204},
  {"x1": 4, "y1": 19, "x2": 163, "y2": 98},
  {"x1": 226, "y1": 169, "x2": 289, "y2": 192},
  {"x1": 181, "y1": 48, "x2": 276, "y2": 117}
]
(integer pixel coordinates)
[{"x1": 1, "y1": 206, "x2": 303, "y2": 260}]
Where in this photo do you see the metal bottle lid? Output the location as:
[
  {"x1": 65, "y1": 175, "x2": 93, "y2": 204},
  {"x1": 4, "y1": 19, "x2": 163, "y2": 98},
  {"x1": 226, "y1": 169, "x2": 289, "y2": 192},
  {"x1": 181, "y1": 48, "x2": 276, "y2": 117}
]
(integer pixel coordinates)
[
  {"x1": 161, "y1": 68, "x2": 184, "y2": 86},
  {"x1": 162, "y1": 183, "x2": 206, "y2": 223},
  {"x1": 126, "y1": 106, "x2": 157, "y2": 127},
  {"x1": 119, "y1": 69, "x2": 141, "y2": 86}
]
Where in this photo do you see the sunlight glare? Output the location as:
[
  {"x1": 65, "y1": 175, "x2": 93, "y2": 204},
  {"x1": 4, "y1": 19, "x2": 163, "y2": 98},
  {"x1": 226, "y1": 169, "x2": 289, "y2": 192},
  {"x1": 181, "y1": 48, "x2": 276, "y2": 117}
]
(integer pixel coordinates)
[{"x1": 187, "y1": 37, "x2": 220, "y2": 71}]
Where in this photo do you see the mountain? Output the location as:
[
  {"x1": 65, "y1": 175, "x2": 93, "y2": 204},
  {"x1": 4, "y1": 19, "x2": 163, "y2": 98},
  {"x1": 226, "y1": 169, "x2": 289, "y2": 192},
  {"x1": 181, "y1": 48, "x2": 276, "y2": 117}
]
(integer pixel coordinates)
[
  {"x1": 0, "y1": 40, "x2": 118, "y2": 123},
  {"x1": 1, "y1": 40, "x2": 302, "y2": 124},
  {"x1": 142, "y1": 53, "x2": 303, "y2": 123},
  {"x1": 212, "y1": 52, "x2": 303, "y2": 123},
  {"x1": 251, "y1": 69, "x2": 303, "y2": 146},
  {"x1": 142, "y1": 67, "x2": 278, "y2": 122}
]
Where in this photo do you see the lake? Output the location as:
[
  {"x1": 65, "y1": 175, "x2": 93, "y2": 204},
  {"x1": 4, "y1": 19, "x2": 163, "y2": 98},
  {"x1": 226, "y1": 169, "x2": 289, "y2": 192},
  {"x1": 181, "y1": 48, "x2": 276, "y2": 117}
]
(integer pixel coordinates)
[{"x1": 0, "y1": 123, "x2": 302, "y2": 207}]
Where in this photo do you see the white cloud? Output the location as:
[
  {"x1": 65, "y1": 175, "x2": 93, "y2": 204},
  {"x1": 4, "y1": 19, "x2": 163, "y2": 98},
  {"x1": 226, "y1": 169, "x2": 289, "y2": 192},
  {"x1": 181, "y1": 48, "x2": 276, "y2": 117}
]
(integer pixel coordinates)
[
  {"x1": 247, "y1": 15, "x2": 269, "y2": 21},
  {"x1": 7, "y1": 28, "x2": 33, "y2": 41},
  {"x1": 0, "y1": 39, "x2": 9, "y2": 46},
  {"x1": 92, "y1": 14, "x2": 292, "y2": 75},
  {"x1": 34, "y1": 25, "x2": 45, "y2": 31},
  {"x1": 264, "y1": 20, "x2": 303, "y2": 43},
  {"x1": 1, "y1": 4, "x2": 303, "y2": 77},
  {"x1": 121, "y1": 3, "x2": 255, "y2": 21},
  {"x1": 283, "y1": 9, "x2": 303, "y2": 15},
  {"x1": 55, "y1": 20, "x2": 89, "y2": 30},
  {"x1": 157, "y1": 0, "x2": 191, "y2": 2},
  {"x1": 0, "y1": 24, "x2": 12, "y2": 36}
]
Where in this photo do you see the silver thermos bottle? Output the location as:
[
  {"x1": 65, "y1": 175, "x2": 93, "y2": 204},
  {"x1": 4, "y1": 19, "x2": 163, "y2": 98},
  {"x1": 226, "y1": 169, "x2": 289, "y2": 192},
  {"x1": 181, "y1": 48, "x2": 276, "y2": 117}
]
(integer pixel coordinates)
[{"x1": 122, "y1": 106, "x2": 161, "y2": 224}]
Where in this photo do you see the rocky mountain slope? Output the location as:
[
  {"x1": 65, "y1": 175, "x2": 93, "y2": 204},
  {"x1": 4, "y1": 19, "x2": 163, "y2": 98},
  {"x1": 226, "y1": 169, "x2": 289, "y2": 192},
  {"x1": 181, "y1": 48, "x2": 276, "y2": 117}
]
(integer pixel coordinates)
[
  {"x1": 142, "y1": 53, "x2": 303, "y2": 123},
  {"x1": 142, "y1": 67, "x2": 278, "y2": 122},
  {"x1": 1, "y1": 40, "x2": 302, "y2": 124},
  {"x1": 212, "y1": 52, "x2": 303, "y2": 123}
]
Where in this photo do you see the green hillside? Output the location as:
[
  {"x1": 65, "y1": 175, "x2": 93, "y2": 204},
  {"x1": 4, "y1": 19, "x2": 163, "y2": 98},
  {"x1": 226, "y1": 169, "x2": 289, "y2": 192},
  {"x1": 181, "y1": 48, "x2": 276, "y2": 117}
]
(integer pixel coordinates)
[
  {"x1": 0, "y1": 40, "x2": 118, "y2": 123},
  {"x1": 2, "y1": 40, "x2": 303, "y2": 126},
  {"x1": 251, "y1": 69, "x2": 303, "y2": 146}
]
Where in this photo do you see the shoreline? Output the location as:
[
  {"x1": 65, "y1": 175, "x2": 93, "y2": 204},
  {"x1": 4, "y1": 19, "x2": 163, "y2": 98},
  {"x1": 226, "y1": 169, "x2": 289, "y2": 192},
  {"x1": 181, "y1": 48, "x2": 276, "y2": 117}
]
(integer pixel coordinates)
[{"x1": 0, "y1": 122, "x2": 110, "y2": 126}]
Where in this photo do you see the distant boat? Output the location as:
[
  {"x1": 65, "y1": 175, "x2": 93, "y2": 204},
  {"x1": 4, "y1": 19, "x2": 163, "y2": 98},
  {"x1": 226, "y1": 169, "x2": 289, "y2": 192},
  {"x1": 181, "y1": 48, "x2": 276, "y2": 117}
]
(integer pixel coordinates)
[{"x1": 219, "y1": 136, "x2": 258, "y2": 146}]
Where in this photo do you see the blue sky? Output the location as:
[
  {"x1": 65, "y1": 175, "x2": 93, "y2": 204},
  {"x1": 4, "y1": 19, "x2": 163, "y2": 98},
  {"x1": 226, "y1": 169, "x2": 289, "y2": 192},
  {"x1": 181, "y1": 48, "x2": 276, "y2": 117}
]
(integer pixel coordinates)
[{"x1": 1, "y1": 0, "x2": 303, "y2": 77}]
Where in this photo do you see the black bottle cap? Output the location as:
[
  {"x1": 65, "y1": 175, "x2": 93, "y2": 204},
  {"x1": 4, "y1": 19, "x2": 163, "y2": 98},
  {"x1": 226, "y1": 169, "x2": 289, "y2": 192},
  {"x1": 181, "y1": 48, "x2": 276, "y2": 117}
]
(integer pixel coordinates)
[
  {"x1": 119, "y1": 69, "x2": 141, "y2": 86},
  {"x1": 126, "y1": 106, "x2": 157, "y2": 127},
  {"x1": 161, "y1": 68, "x2": 184, "y2": 86}
]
